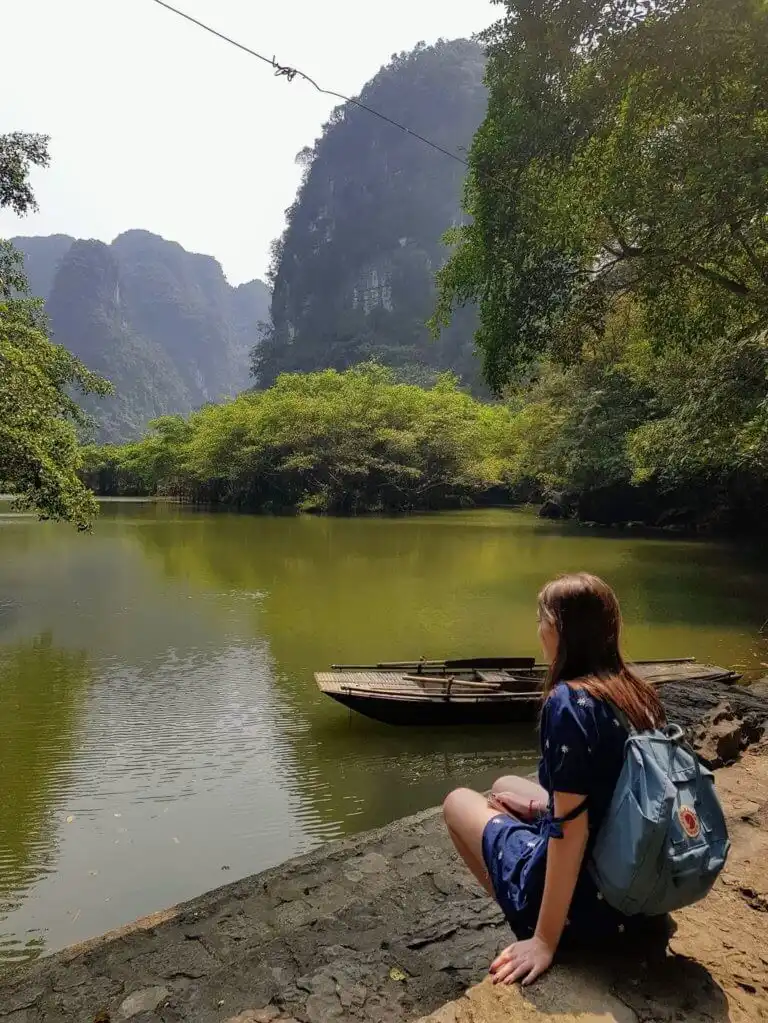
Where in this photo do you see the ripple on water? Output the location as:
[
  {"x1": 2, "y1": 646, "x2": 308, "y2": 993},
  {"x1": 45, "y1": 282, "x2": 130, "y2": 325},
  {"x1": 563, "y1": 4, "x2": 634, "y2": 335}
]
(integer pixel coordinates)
[
  {"x1": 3, "y1": 505, "x2": 767, "y2": 968},
  {"x1": 4, "y1": 640, "x2": 493, "y2": 966},
  {"x1": 0, "y1": 635, "x2": 529, "y2": 966}
]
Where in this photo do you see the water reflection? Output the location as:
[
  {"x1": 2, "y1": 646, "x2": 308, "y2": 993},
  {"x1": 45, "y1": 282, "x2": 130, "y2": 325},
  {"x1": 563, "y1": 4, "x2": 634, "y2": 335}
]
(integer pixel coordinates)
[
  {"x1": 0, "y1": 505, "x2": 766, "y2": 965},
  {"x1": 127, "y1": 512, "x2": 543, "y2": 828},
  {"x1": 0, "y1": 517, "x2": 333, "y2": 963},
  {"x1": 129, "y1": 508, "x2": 768, "y2": 673},
  {"x1": 129, "y1": 508, "x2": 768, "y2": 825},
  {"x1": 0, "y1": 635, "x2": 91, "y2": 964}
]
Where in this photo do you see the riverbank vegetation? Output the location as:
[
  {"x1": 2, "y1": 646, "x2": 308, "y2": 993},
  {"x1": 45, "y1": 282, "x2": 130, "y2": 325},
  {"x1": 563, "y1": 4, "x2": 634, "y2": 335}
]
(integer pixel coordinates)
[
  {"x1": 5, "y1": 0, "x2": 768, "y2": 530},
  {"x1": 0, "y1": 133, "x2": 111, "y2": 528},
  {"x1": 81, "y1": 366, "x2": 518, "y2": 513},
  {"x1": 434, "y1": 0, "x2": 768, "y2": 530},
  {"x1": 83, "y1": 321, "x2": 768, "y2": 527}
]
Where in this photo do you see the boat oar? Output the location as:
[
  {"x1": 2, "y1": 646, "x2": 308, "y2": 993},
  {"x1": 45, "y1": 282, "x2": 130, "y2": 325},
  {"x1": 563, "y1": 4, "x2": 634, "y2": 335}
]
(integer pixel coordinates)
[
  {"x1": 403, "y1": 674, "x2": 504, "y2": 689},
  {"x1": 339, "y1": 684, "x2": 542, "y2": 701}
]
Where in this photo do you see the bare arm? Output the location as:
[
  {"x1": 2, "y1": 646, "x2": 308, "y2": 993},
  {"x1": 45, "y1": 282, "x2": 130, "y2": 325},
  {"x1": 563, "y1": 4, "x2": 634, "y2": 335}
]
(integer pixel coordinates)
[
  {"x1": 535, "y1": 791, "x2": 589, "y2": 948},
  {"x1": 491, "y1": 790, "x2": 588, "y2": 985}
]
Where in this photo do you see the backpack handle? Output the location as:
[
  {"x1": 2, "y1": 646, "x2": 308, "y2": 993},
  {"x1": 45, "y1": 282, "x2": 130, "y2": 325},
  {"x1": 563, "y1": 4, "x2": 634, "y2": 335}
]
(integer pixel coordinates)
[{"x1": 650, "y1": 722, "x2": 709, "y2": 813}]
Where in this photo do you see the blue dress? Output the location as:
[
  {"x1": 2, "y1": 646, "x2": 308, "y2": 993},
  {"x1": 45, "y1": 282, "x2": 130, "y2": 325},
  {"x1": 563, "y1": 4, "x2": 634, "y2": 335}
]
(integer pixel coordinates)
[{"x1": 482, "y1": 682, "x2": 641, "y2": 942}]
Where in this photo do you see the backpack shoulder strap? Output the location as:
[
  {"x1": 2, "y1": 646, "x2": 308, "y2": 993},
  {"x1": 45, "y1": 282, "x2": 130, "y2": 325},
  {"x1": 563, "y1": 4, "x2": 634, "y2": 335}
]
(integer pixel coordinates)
[
  {"x1": 545, "y1": 797, "x2": 589, "y2": 838},
  {"x1": 606, "y1": 699, "x2": 637, "y2": 735}
]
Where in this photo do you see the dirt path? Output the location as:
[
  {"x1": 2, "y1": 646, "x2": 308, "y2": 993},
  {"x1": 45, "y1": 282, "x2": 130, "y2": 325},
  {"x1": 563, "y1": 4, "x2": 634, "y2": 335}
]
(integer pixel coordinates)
[{"x1": 670, "y1": 744, "x2": 768, "y2": 1021}]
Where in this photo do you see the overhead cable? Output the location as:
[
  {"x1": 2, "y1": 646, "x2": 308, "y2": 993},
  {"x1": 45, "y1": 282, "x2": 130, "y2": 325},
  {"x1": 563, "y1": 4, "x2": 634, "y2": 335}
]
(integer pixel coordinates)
[{"x1": 150, "y1": 0, "x2": 470, "y2": 167}]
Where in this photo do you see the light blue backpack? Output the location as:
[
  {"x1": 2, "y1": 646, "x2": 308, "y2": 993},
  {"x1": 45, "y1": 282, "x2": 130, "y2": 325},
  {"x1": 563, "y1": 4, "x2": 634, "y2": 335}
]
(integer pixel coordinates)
[{"x1": 588, "y1": 708, "x2": 731, "y2": 916}]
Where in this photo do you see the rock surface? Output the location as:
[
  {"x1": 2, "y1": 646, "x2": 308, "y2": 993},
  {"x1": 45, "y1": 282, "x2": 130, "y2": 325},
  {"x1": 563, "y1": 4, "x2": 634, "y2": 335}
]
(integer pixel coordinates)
[
  {"x1": 658, "y1": 678, "x2": 768, "y2": 752},
  {"x1": 0, "y1": 684, "x2": 766, "y2": 1023},
  {"x1": 118, "y1": 986, "x2": 170, "y2": 1018},
  {"x1": 691, "y1": 701, "x2": 765, "y2": 768},
  {"x1": 537, "y1": 499, "x2": 566, "y2": 520}
]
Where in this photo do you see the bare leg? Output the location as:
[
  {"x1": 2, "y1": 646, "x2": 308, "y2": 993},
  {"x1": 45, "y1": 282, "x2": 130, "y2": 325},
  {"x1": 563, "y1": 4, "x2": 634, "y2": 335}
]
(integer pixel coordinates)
[
  {"x1": 449, "y1": 825, "x2": 495, "y2": 897},
  {"x1": 443, "y1": 787, "x2": 500, "y2": 897}
]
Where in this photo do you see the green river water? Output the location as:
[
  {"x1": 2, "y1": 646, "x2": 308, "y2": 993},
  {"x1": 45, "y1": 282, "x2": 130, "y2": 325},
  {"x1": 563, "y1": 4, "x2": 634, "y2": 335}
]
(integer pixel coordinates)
[{"x1": 1, "y1": 502, "x2": 767, "y2": 967}]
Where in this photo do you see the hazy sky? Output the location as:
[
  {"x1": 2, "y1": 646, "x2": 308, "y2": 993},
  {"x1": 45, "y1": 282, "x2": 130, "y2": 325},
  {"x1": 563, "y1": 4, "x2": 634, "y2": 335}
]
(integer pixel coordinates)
[{"x1": 1, "y1": 0, "x2": 497, "y2": 284}]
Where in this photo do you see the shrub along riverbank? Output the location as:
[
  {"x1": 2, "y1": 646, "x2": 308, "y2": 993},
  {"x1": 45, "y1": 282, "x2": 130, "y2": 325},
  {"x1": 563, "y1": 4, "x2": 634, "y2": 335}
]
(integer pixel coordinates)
[
  {"x1": 504, "y1": 310, "x2": 768, "y2": 532},
  {"x1": 81, "y1": 366, "x2": 519, "y2": 514},
  {"x1": 82, "y1": 343, "x2": 768, "y2": 532}
]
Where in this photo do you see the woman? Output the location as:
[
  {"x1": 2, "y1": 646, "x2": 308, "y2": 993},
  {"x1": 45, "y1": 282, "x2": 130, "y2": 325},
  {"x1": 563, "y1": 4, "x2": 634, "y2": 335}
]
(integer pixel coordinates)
[{"x1": 443, "y1": 573, "x2": 666, "y2": 987}]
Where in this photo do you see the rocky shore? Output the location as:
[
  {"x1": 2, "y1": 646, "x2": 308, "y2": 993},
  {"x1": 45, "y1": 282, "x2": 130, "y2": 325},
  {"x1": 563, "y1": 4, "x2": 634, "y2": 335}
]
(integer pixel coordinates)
[{"x1": 0, "y1": 680, "x2": 767, "y2": 1023}]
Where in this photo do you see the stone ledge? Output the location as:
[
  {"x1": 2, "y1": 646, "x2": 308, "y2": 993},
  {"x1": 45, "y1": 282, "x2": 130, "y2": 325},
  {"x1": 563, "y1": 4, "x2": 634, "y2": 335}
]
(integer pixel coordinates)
[{"x1": 0, "y1": 806, "x2": 508, "y2": 1022}]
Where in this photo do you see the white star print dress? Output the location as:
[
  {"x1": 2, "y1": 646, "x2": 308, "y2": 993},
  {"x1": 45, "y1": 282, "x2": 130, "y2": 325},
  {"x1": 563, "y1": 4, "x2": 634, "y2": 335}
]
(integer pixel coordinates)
[{"x1": 481, "y1": 682, "x2": 649, "y2": 943}]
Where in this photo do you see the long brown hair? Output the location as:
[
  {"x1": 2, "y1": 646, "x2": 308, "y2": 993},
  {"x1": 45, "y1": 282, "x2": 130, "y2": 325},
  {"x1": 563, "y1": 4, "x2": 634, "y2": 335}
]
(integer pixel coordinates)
[{"x1": 538, "y1": 573, "x2": 664, "y2": 730}]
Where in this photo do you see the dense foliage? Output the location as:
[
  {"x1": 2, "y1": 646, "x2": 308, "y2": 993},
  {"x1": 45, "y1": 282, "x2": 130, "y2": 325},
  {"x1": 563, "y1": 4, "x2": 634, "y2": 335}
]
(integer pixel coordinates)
[
  {"x1": 12, "y1": 231, "x2": 271, "y2": 443},
  {"x1": 0, "y1": 276, "x2": 109, "y2": 527},
  {"x1": 0, "y1": 133, "x2": 112, "y2": 528},
  {"x1": 12, "y1": 0, "x2": 768, "y2": 531},
  {"x1": 0, "y1": 251, "x2": 110, "y2": 528},
  {"x1": 255, "y1": 40, "x2": 488, "y2": 392},
  {"x1": 433, "y1": 0, "x2": 768, "y2": 528},
  {"x1": 82, "y1": 366, "x2": 518, "y2": 514},
  {"x1": 0, "y1": 133, "x2": 49, "y2": 215}
]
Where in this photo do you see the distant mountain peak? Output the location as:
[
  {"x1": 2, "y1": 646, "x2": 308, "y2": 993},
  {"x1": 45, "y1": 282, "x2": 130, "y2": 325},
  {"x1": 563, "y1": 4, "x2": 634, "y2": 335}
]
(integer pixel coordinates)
[
  {"x1": 259, "y1": 37, "x2": 486, "y2": 392},
  {"x1": 11, "y1": 232, "x2": 271, "y2": 442}
]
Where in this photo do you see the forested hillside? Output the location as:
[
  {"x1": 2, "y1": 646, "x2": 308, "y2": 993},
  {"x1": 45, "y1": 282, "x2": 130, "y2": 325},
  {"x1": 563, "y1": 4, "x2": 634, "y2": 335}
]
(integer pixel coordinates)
[
  {"x1": 12, "y1": 231, "x2": 270, "y2": 442},
  {"x1": 255, "y1": 39, "x2": 487, "y2": 391},
  {"x1": 435, "y1": 0, "x2": 768, "y2": 530},
  {"x1": 10, "y1": 0, "x2": 766, "y2": 533}
]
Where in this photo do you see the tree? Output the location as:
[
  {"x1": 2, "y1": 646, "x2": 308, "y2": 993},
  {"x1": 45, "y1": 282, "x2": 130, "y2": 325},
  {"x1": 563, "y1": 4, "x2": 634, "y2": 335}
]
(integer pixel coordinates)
[
  {"x1": 628, "y1": 330, "x2": 768, "y2": 494},
  {"x1": 509, "y1": 302, "x2": 650, "y2": 486},
  {"x1": 87, "y1": 366, "x2": 518, "y2": 514},
  {"x1": 0, "y1": 133, "x2": 111, "y2": 527},
  {"x1": 433, "y1": 0, "x2": 768, "y2": 390},
  {"x1": 0, "y1": 132, "x2": 49, "y2": 214}
]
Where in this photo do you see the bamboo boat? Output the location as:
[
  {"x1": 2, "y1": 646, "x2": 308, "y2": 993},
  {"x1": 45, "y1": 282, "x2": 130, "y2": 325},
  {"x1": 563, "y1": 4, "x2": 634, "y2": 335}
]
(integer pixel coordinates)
[{"x1": 315, "y1": 656, "x2": 741, "y2": 725}]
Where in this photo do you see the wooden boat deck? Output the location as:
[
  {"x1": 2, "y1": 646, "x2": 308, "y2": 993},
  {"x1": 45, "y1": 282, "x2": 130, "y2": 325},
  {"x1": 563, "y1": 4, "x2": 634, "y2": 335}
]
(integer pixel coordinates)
[
  {"x1": 316, "y1": 660, "x2": 739, "y2": 702},
  {"x1": 315, "y1": 672, "x2": 540, "y2": 702}
]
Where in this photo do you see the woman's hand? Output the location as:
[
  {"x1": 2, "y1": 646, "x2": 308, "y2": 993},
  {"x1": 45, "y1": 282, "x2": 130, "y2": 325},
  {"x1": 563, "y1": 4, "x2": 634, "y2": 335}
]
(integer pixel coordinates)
[
  {"x1": 489, "y1": 936, "x2": 554, "y2": 986},
  {"x1": 487, "y1": 791, "x2": 544, "y2": 820}
]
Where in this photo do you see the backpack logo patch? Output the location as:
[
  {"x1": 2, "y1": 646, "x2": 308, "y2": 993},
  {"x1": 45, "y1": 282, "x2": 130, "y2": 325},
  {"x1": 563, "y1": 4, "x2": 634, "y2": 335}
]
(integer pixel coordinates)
[{"x1": 678, "y1": 805, "x2": 701, "y2": 839}]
